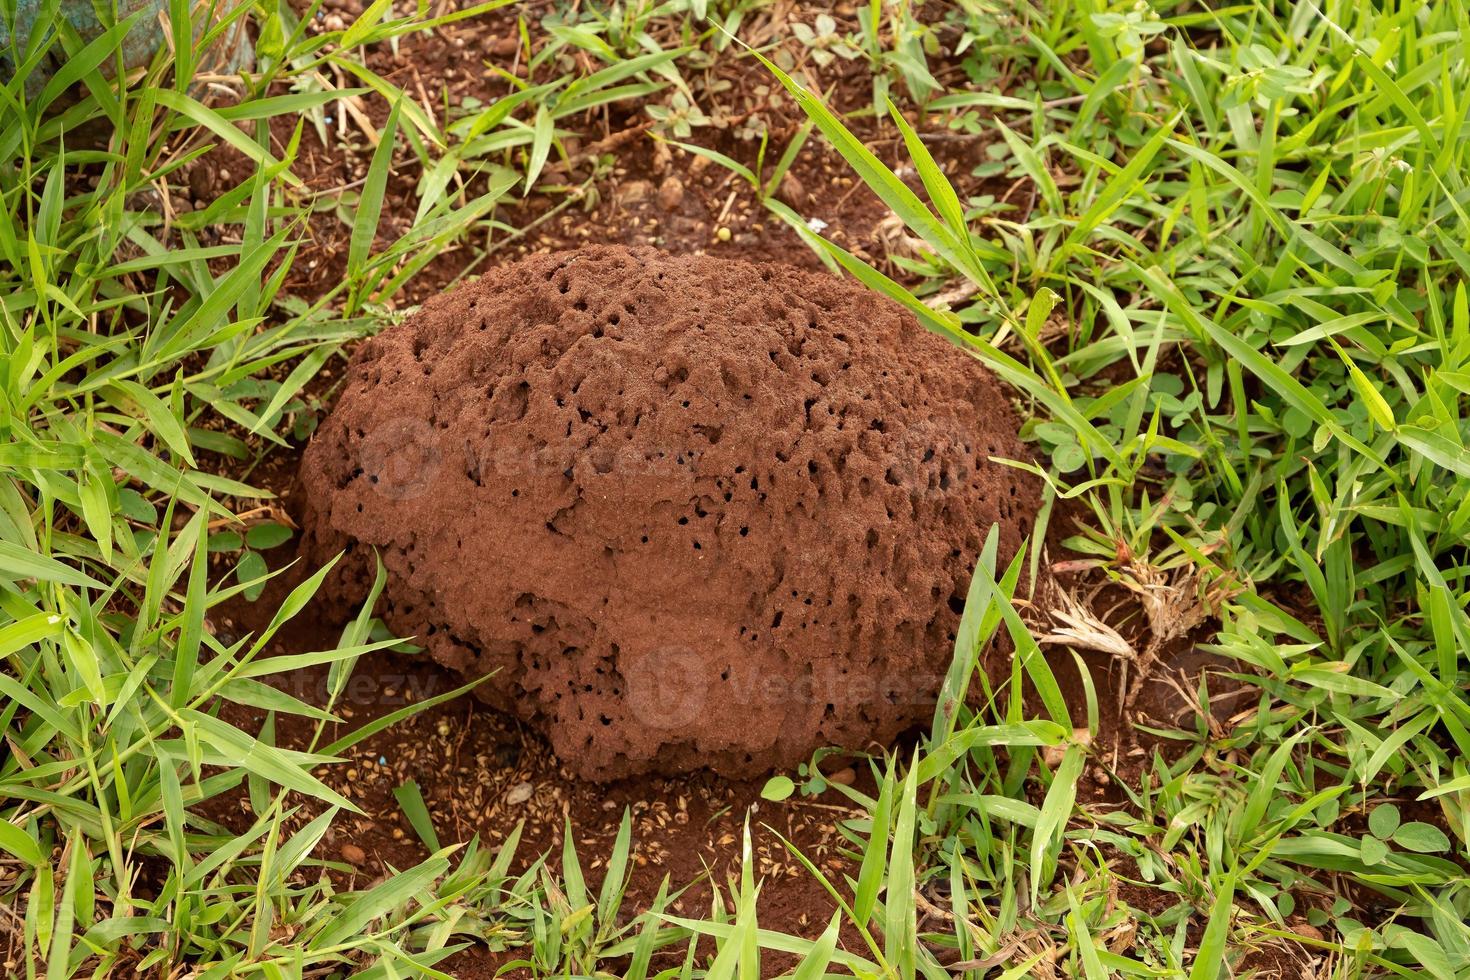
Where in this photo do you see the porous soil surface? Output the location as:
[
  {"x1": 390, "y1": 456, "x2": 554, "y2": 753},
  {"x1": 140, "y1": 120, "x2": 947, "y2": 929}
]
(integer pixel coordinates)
[{"x1": 299, "y1": 245, "x2": 1040, "y2": 780}]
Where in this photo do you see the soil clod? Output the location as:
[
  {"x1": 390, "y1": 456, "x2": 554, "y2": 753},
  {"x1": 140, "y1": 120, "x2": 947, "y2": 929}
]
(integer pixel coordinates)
[{"x1": 658, "y1": 175, "x2": 684, "y2": 210}]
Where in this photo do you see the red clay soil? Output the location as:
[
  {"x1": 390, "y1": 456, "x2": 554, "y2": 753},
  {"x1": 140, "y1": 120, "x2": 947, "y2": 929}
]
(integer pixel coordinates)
[
  {"x1": 298, "y1": 246, "x2": 1040, "y2": 780},
  {"x1": 199, "y1": 587, "x2": 874, "y2": 980}
]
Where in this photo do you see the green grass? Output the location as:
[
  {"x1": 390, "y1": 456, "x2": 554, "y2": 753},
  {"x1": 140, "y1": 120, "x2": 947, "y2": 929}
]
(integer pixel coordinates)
[{"x1": 3, "y1": 0, "x2": 1470, "y2": 976}]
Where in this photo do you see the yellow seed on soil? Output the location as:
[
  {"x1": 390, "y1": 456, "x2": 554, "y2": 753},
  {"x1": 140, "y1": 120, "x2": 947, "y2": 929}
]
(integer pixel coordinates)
[{"x1": 716, "y1": 226, "x2": 732, "y2": 242}]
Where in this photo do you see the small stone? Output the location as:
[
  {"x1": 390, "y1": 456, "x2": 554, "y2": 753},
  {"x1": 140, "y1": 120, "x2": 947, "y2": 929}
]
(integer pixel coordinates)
[
  {"x1": 827, "y1": 767, "x2": 856, "y2": 787},
  {"x1": 506, "y1": 781, "x2": 534, "y2": 805},
  {"x1": 323, "y1": 13, "x2": 345, "y2": 31},
  {"x1": 340, "y1": 843, "x2": 366, "y2": 865},
  {"x1": 779, "y1": 172, "x2": 807, "y2": 206},
  {"x1": 658, "y1": 175, "x2": 684, "y2": 211},
  {"x1": 189, "y1": 166, "x2": 214, "y2": 201},
  {"x1": 491, "y1": 35, "x2": 518, "y2": 57},
  {"x1": 1290, "y1": 922, "x2": 1324, "y2": 941},
  {"x1": 617, "y1": 180, "x2": 652, "y2": 205}
]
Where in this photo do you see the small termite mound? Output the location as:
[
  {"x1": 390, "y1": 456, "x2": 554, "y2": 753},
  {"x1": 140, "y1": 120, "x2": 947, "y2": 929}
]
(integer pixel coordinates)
[{"x1": 300, "y1": 246, "x2": 1040, "y2": 780}]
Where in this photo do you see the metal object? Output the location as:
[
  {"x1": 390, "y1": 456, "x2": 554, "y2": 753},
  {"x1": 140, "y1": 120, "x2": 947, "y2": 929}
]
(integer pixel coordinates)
[{"x1": 0, "y1": 0, "x2": 253, "y2": 97}]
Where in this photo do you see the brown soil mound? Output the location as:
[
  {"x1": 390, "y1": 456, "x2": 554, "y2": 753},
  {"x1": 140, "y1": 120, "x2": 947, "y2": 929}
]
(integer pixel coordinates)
[{"x1": 300, "y1": 246, "x2": 1039, "y2": 780}]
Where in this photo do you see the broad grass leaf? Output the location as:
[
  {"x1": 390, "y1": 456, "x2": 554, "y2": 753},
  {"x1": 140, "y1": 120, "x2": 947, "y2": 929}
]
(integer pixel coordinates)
[
  {"x1": 0, "y1": 818, "x2": 44, "y2": 866},
  {"x1": 312, "y1": 855, "x2": 451, "y2": 949},
  {"x1": 596, "y1": 808, "x2": 632, "y2": 928},
  {"x1": 1398, "y1": 425, "x2": 1470, "y2": 476},
  {"x1": 185, "y1": 711, "x2": 358, "y2": 813},
  {"x1": 0, "y1": 611, "x2": 64, "y2": 661},
  {"x1": 394, "y1": 780, "x2": 442, "y2": 852},
  {"x1": 154, "y1": 89, "x2": 298, "y2": 185},
  {"x1": 525, "y1": 105, "x2": 554, "y2": 193},
  {"x1": 1030, "y1": 746, "x2": 1085, "y2": 904},
  {"x1": 884, "y1": 760, "x2": 918, "y2": 980},
  {"x1": 1188, "y1": 871, "x2": 1236, "y2": 980},
  {"x1": 852, "y1": 762, "x2": 894, "y2": 926},
  {"x1": 216, "y1": 678, "x2": 337, "y2": 721},
  {"x1": 790, "y1": 912, "x2": 841, "y2": 980},
  {"x1": 349, "y1": 97, "x2": 402, "y2": 284},
  {"x1": 0, "y1": 541, "x2": 102, "y2": 589}
]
